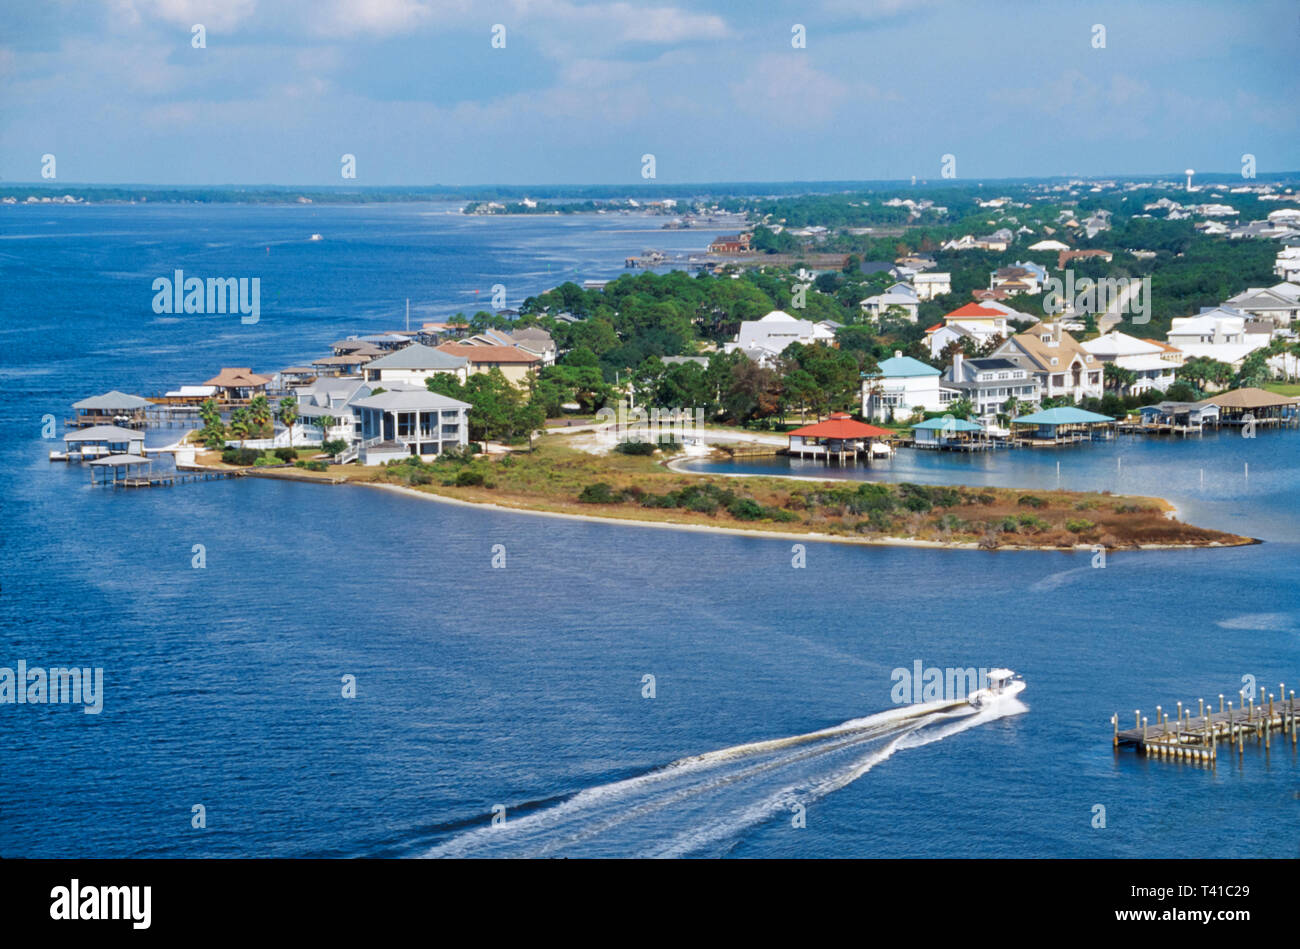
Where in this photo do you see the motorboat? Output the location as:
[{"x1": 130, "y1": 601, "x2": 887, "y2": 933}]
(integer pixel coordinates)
[{"x1": 968, "y1": 668, "x2": 1025, "y2": 708}]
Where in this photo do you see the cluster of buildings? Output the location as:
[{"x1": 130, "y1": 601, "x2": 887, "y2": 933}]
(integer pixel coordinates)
[{"x1": 154, "y1": 322, "x2": 557, "y2": 464}]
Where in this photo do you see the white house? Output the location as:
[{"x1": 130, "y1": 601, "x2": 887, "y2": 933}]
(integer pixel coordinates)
[
  {"x1": 362, "y1": 343, "x2": 469, "y2": 386},
  {"x1": 860, "y1": 352, "x2": 946, "y2": 421},
  {"x1": 348, "y1": 388, "x2": 472, "y2": 465},
  {"x1": 1080, "y1": 331, "x2": 1181, "y2": 394},
  {"x1": 1274, "y1": 246, "x2": 1300, "y2": 283},
  {"x1": 912, "y1": 272, "x2": 952, "y2": 301},
  {"x1": 859, "y1": 282, "x2": 920, "y2": 321},
  {"x1": 1167, "y1": 307, "x2": 1269, "y2": 366},
  {"x1": 941, "y1": 353, "x2": 1041, "y2": 423},
  {"x1": 1027, "y1": 239, "x2": 1070, "y2": 253},
  {"x1": 726, "y1": 310, "x2": 837, "y2": 366}
]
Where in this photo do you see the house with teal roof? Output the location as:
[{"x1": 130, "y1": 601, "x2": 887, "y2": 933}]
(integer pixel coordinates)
[{"x1": 860, "y1": 351, "x2": 954, "y2": 421}]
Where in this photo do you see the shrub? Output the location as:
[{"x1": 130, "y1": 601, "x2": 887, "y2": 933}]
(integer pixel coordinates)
[
  {"x1": 727, "y1": 497, "x2": 765, "y2": 521},
  {"x1": 1073, "y1": 499, "x2": 1096, "y2": 511},
  {"x1": 220, "y1": 447, "x2": 260, "y2": 466},
  {"x1": 578, "y1": 482, "x2": 619, "y2": 504},
  {"x1": 455, "y1": 469, "x2": 486, "y2": 487},
  {"x1": 766, "y1": 507, "x2": 799, "y2": 523},
  {"x1": 1065, "y1": 518, "x2": 1096, "y2": 533},
  {"x1": 902, "y1": 494, "x2": 931, "y2": 513},
  {"x1": 1017, "y1": 494, "x2": 1047, "y2": 509},
  {"x1": 253, "y1": 457, "x2": 271, "y2": 467},
  {"x1": 615, "y1": 441, "x2": 656, "y2": 455},
  {"x1": 999, "y1": 517, "x2": 1019, "y2": 533},
  {"x1": 322, "y1": 439, "x2": 348, "y2": 456},
  {"x1": 304, "y1": 460, "x2": 327, "y2": 472},
  {"x1": 685, "y1": 494, "x2": 718, "y2": 514},
  {"x1": 274, "y1": 447, "x2": 298, "y2": 462},
  {"x1": 1016, "y1": 514, "x2": 1050, "y2": 534}
]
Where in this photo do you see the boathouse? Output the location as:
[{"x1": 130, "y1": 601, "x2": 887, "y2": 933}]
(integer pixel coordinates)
[
  {"x1": 787, "y1": 413, "x2": 892, "y2": 462},
  {"x1": 912, "y1": 416, "x2": 990, "y2": 451},
  {"x1": 68, "y1": 390, "x2": 151, "y2": 429},
  {"x1": 1195, "y1": 387, "x2": 1300, "y2": 427},
  {"x1": 1136, "y1": 401, "x2": 1219, "y2": 433},
  {"x1": 1010, "y1": 407, "x2": 1114, "y2": 445},
  {"x1": 60, "y1": 425, "x2": 146, "y2": 461}
]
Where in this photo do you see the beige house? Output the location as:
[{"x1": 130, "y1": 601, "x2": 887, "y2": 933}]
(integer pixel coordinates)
[
  {"x1": 436, "y1": 342, "x2": 541, "y2": 386},
  {"x1": 993, "y1": 322, "x2": 1104, "y2": 403}
]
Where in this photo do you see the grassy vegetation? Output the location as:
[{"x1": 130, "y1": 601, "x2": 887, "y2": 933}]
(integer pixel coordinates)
[
  {"x1": 229, "y1": 437, "x2": 1254, "y2": 550},
  {"x1": 1264, "y1": 383, "x2": 1300, "y2": 397}
]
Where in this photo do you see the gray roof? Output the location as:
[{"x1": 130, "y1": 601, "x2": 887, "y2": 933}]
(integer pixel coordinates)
[
  {"x1": 65, "y1": 425, "x2": 145, "y2": 442},
  {"x1": 73, "y1": 390, "x2": 151, "y2": 411},
  {"x1": 363, "y1": 343, "x2": 468, "y2": 371},
  {"x1": 351, "y1": 390, "x2": 471, "y2": 412}
]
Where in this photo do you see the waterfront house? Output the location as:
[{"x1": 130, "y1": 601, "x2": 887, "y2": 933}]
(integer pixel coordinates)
[
  {"x1": 293, "y1": 376, "x2": 373, "y2": 443},
  {"x1": 69, "y1": 390, "x2": 151, "y2": 429},
  {"x1": 1010, "y1": 407, "x2": 1114, "y2": 445},
  {"x1": 203, "y1": 368, "x2": 271, "y2": 404},
  {"x1": 859, "y1": 282, "x2": 920, "y2": 322},
  {"x1": 993, "y1": 322, "x2": 1104, "y2": 403},
  {"x1": 941, "y1": 353, "x2": 1041, "y2": 424},
  {"x1": 1080, "y1": 331, "x2": 1179, "y2": 394},
  {"x1": 861, "y1": 352, "x2": 947, "y2": 421},
  {"x1": 1274, "y1": 246, "x2": 1300, "y2": 282},
  {"x1": 275, "y1": 367, "x2": 318, "y2": 390},
  {"x1": 363, "y1": 343, "x2": 469, "y2": 386},
  {"x1": 435, "y1": 342, "x2": 541, "y2": 386},
  {"x1": 787, "y1": 413, "x2": 891, "y2": 462},
  {"x1": 347, "y1": 388, "x2": 472, "y2": 464}
]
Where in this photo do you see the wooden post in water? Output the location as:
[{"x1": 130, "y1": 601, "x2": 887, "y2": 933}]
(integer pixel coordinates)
[
  {"x1": 1156, "y1": 706, "x2": 1162, "y2": 736},
  {"x1": 1219, "y1": 694, "x2": 1225, "y2": 715},
  {"x1": 1142, "y1": 716, "x2": 1148, "y2": 745},
  {"x1": 1113, "y1": 713, "x2": 1119, "y2": 748},
  {"x1": 1135, "y1": 709, "x2": 1140, "y2": 730}
]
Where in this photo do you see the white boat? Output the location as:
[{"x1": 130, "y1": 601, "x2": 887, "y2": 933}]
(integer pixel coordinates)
[
  {"x1": 309, "y1": 233, "x2": 323, "y2": 241},
  {"x1": 967, "y1": 668, "x2": 1025, "y2": 708},
  {"x1": 869, "y1": 440, "x2": 894, "y2": 458}
]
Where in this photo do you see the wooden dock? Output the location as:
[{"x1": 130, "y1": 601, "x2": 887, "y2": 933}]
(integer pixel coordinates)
[
  {"x1": 105, "y1": 470, "x2": 245, "y2": 489},
  {"x1": 1113, "y1": 687, "x2": 1298, "y2": 765}
]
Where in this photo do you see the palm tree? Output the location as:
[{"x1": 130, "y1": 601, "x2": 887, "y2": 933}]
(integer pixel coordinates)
[
  {"x1": 199, "y1": 398, "x2": 220, "y2": 428},
  {"x1": 248, "y1": 394, "x2": 273, "y2": 440},
  {"x1": 229, "y1": 408, "x2": 250, "y2": 449},
  {"x1": 277, "y1": 396, "x2": 299, "y2": 447},
  {"x1": 317, "y1": 413, "x2": 336, "y2": 446}
]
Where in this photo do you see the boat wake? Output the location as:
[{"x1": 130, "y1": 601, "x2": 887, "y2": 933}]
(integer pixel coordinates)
[{"x1": 423, "y1": 693, "x2": 1027, "y2": 858}]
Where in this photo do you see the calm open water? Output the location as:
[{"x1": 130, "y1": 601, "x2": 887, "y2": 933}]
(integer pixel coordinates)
[{"x1": 1, "y1": 205, "x2": 1297, "y2": 858}]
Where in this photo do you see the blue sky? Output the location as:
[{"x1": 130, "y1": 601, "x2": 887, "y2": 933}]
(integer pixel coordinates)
[{"x1": 1, "y1": 0, "x2": 1296, "y2": 185}]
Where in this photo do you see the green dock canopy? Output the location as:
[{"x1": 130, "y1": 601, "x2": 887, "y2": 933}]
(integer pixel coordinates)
[
  {"x1": 912, "y1": 417, "x2": 984, "y2": 432},
  {"x1": 1011, "y1": 407, "x2": 1113, "y2": 425}
]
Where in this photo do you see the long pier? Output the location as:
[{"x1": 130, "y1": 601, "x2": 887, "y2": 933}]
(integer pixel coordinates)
[{"x1": 1113, "y1": 686, "x2": 1298, "y2": 766}]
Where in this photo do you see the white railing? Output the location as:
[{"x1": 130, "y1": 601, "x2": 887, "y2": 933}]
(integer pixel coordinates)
[{"x1": 338, "y1": 435, "x2": 383, "y2": 465}]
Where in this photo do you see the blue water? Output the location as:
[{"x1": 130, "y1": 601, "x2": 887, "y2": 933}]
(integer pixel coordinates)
[{"x1": 2, "y1": 205, "x2": 1298, "y2": 858}]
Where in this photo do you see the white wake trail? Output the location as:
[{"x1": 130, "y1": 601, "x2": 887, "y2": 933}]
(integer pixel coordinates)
[{"x1": 424, "y1": 694, "x2": 1027, "y2": 859}]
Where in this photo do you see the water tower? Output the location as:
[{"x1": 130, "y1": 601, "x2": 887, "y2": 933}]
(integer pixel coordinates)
[{"x1": 1185, "y1": 168, "x2": 1195, "y2": 191}]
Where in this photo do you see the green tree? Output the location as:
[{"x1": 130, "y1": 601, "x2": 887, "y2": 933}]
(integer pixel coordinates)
[
  {"x1": 229, "y1": 408, "x2": 250, "y2": 449},
  {"x1": 277, "y1": 396, "x2": 299, "y2": 446},
  {"x1": 248, "y1": 394, "x2": 273, "y2": 439}
]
